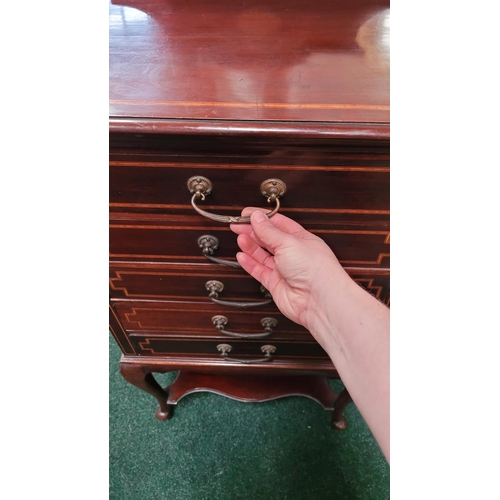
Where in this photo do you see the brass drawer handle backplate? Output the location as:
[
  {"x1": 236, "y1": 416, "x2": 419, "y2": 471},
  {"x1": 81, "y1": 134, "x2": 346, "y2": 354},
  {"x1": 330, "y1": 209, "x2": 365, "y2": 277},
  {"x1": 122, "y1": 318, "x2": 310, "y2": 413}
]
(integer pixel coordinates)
[
  {"x1": 206, "y1": 280, "x2": 272, "y2": 308},
  {"x1": 198, "y1": 235, "x2": 241, "y2": 268},
  {"x1": 212, "y1": 315, "x2": 277, "y2": 339},
  {"x1": 187, "y1": 176, "x2": 286, "y2": 224},
  {"x1": 216, "y1": 343, "x2": 276, "y2": 364}
]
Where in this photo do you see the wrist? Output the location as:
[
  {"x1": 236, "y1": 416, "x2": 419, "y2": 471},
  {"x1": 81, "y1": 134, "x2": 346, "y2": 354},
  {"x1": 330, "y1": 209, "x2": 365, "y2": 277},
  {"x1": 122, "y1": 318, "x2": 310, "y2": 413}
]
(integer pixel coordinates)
[
  {"x1": 312, "y1": 269, "x2": 389, "y2": 363},
  {"x1": 304, "y1": 263, "x2": 356, "y2": 354}
]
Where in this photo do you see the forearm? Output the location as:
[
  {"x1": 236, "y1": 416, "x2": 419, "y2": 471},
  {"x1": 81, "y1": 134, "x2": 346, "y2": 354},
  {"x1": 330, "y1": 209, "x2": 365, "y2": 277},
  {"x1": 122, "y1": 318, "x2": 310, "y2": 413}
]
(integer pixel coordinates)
[
  {"x1": 230, "y1": 210, "x2": 390, "y2": 459},
  {"x1": 308, "y1": 270, "x2": 390, "y2": 461}
]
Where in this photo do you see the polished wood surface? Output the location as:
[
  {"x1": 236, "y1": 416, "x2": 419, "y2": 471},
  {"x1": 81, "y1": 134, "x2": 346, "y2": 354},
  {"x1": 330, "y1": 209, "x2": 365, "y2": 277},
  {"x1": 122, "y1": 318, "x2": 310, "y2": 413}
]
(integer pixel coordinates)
[
  {"x1": 167, "y1": 372, "x2": 338, "y2": 406},
  {"x1": 128, "y1": 337, "x2": 330, "y2": 359},
  {"x1": 110, "y1": 0, "x2": 389, "y2": 123},
  {"x1": 109, "y1": 119, "x2": 389, "y2": 139},
  {"x1": 110, "y1": 224, "x2": 389, "y2": 266},
  {"x1": 109, "y1": 164, "x2": 389, "y2": 212},
  {"x1": 109, "y1": 303, "x2": 135, "y2": 355},
  {"x1": 109, "y1": 0, "x2": 390, "y2": 425},
  {"x1": 109, "y1": 263, "x2": 390, "y2": 303},
  {"x1": 119, "y1": 363, "x2": 347, "y2": 425},
  {"x1": 113, "y1": 299, "x2": 307, "y2": 337},
  {"x1": 116, "y1": 353, "x2": 338, "y2": 377}
]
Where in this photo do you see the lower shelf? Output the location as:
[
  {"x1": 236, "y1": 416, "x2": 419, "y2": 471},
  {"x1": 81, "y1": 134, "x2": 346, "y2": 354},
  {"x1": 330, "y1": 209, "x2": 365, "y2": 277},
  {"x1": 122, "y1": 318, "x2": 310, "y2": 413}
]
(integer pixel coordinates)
[{"x1": 119, "y1": 363, "x2": 353, "y2": 430}]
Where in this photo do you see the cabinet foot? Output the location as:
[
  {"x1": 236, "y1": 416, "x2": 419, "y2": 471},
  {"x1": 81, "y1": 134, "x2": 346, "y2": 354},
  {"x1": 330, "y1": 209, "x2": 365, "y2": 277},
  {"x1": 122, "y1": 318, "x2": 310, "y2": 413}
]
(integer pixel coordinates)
[
  {"x1": 331, "y1": 387, "x2": 352, "y2": 430},
  {"x1": 155, "y1": 405, "x2": 173, "y2": 421}
]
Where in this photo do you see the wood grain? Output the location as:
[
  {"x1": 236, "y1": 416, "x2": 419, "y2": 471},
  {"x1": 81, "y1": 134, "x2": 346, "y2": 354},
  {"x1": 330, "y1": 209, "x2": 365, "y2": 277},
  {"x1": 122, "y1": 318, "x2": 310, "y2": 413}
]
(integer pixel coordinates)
[
  {"x1": 110, "y1": 0, "x2": 390, "y2": 123},
  {"x1": 109, "y1": 263, "x2": 390, "y2": 303}
]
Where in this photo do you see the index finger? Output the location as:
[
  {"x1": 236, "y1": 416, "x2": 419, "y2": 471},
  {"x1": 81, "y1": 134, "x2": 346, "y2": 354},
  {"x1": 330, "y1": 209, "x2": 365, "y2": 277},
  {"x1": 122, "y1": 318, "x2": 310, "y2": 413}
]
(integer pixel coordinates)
[{"x1": 240, "y1": 207, "x2": 307, "y2": 236}]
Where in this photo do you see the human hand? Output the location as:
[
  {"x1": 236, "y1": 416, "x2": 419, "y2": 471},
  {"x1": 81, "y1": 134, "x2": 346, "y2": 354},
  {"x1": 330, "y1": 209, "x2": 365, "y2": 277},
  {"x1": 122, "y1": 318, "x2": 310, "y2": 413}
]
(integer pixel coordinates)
[
  {"x1": 230, "y1": 208, "x2": 353, "y2": 336},
  {"x1": 232, "y1": 209, "x2": 390, "y2": 461}
]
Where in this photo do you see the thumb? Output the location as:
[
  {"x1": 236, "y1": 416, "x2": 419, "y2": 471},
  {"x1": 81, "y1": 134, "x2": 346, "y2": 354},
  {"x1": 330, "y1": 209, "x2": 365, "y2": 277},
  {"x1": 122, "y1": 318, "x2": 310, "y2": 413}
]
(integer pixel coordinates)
[{"x1": 250, "y1": 210, "x2": 290, "y2": 254}]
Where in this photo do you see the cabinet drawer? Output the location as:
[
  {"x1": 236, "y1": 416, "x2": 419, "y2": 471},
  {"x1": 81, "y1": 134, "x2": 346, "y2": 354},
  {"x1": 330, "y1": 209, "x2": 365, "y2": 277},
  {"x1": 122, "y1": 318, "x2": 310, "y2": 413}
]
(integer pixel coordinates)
[
  {"x1": 110, "y1": 163, "x2": 389, "y2": 214},
  {"x1": 109, "y1": 218, "x2": 389, "y2": 268},
  {"x1": 110, "y1": 263, "x2": 271, "y2": 303},
  {"x1": 112, "y1": 300, "x2": 311, "y2": 341},
  {"x1": 128, "y1": 335, "x2": 330, "y2": 360},
  {"x1": 110, "y1": 262, "x2": 390, "y2": 304}
]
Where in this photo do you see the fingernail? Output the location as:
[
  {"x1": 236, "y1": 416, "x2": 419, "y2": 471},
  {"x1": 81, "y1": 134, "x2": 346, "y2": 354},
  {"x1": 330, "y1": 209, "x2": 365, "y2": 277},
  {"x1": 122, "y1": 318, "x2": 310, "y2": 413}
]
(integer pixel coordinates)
[{"x1": 253, "y1": 211, "x2": 267, "y2": 223}]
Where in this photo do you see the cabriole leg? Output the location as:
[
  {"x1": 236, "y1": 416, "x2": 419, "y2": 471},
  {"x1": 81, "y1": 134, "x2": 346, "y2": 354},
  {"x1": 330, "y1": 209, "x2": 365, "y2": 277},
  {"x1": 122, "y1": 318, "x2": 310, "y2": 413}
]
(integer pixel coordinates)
[{"x1": 120, "y1": 363, "x2": 172, "y2": 421}]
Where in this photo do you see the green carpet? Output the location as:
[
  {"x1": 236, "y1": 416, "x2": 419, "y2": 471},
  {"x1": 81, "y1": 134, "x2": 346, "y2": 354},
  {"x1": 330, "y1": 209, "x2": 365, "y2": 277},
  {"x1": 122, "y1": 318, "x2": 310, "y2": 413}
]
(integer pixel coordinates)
[{"x1": 109, "y1": 335, "x2": 389, "y2": 499}]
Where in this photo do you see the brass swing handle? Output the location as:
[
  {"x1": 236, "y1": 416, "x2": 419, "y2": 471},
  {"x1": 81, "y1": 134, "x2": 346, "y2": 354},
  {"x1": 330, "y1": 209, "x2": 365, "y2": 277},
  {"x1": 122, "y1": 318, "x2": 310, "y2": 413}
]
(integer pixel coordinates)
[
  {"x1": 206, "y1": 280, "x2": 272, "y2": 308},
  {"x1": 212, "y1": 315, "x2": 277, "y2": 339},
  {"x1": 198, "y1": 235, "x2": 241, "y2": 268},
  {"x1": 216, "y1": 343, "x2": 276, "y2": 364},
  {"x1": 187, "y1": 176, "x2": 286, "y2": 224}
]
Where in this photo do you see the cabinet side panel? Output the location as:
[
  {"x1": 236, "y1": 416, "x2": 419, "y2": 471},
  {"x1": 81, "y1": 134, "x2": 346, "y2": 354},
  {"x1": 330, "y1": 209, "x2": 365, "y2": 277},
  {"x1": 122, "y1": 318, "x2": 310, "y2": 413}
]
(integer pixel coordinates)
[{"x1": 109, "y1": 303, "x2": 136, "y2": 355}]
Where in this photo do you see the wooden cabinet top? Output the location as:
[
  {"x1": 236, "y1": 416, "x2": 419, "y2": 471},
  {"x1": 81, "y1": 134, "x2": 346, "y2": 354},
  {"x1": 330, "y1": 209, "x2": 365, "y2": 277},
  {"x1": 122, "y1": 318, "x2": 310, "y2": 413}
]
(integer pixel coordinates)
[{"x1": 109, "y1": 0, "x2": 390, "y2": 125}]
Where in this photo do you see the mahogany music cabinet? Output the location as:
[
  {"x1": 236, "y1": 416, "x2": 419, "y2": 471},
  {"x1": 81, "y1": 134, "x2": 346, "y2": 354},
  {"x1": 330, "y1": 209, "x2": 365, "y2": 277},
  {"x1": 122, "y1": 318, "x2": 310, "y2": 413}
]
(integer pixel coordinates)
[{"x1": 109, "y1": 0, "x2": 390, "y2": 428}]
